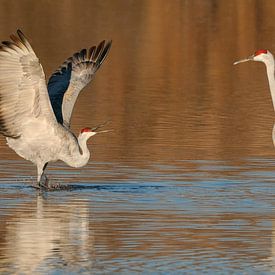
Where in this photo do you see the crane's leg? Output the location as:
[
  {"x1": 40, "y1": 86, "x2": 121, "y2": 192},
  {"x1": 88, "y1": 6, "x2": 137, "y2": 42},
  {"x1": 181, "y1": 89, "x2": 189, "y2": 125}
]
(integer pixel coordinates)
[{"x1": 36, "y1": 163, "x2": 49, "y2": 189}]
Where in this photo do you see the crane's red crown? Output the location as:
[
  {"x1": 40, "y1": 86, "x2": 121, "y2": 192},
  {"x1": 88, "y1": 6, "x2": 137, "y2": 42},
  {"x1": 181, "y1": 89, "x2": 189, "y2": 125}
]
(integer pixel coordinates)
[
  {"x1": 254, "y1": 49, "x2": 268, "y2": 56},
  {"x1": 81, "y1": 127, "x2": 91, "y2": 133}
]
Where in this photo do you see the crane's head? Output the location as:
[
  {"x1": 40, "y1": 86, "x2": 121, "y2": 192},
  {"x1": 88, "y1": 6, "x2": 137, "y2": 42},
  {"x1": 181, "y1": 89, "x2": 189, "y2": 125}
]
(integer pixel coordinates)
[
  {"x1": 234, "y1": 49, "x2": 274, "y2": 65},
  {"x1": 79, "y1": 121, "x2": 111, "y2": 141},
  {"x1": 79, "y1": 127, "x2": 97, "y2": 139}
]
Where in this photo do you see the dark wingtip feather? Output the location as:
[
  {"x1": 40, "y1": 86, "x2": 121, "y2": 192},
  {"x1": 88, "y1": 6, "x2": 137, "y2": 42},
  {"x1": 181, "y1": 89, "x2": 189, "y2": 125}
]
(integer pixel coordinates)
[
  {"x1": 9, "y1": 32, "x2": 27, "y2": 50},
  {"x1": 79, "y1": 48, "x2": 87, "y2": 60},
  {"x1": 2, "y1": 40, "x2": 16, "y2": 47},
  {"x1": 88, "y1": 46, "x2": 96, "y2": 60},
  {"x1": 73, "y1": 51, "x2": 80, "y2": 60},
  {"x1": 10, "y1": 34, "x2": 18, "y2": 42},
  {"x1": 17, "y1": 29, "x2": 25, "y2": 41},
  {"x1": 99, "y1": 40, "x2": 112, "y2": 64},
  {"x1": 95, "y1": 40, "x2": 112, "y2": 69},
  {"x1": 16, "y1": 29, "x2": 34, "y2": 53},
  {"x1": 92, "y1": 40, "x2": 105, "y2": 62},
  {"x1": 17, "y1": 29, "x2": 29, "y2": 47}
]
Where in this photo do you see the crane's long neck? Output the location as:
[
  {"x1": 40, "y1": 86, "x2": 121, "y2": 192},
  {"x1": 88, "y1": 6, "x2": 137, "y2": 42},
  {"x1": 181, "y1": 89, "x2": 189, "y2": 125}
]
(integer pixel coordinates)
[
  {"x1": 62, "y1": 135, "x2": 91, "y2": 168},
  {"x1": 265, "y1": 59, "x2": 275, "y2": 112},
  {"x1": 76, "y1": 135, "x2": 91, "y2": 167}
]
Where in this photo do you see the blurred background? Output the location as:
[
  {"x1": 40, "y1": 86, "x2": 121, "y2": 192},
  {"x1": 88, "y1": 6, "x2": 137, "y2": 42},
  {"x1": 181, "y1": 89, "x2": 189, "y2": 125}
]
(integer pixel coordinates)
[
  {"x1": 1, "y1": 1, "x2": 275, "y2": 274},
  {"x1": 0, "y1": 0, "x2": 274, "y2": 164}
]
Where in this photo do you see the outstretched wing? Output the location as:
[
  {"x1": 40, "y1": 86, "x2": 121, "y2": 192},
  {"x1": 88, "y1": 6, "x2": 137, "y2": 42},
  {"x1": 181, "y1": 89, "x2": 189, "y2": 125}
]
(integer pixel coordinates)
[
  {"x1": 47, "y1": 40, "x2": 112, "y2": 128},
  {"x1": 0, "y1": 30, "x2": 56, "y2": 138}
]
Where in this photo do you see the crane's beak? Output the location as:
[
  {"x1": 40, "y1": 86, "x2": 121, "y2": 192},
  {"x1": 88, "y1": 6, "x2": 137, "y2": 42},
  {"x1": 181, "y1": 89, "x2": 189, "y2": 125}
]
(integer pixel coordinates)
[
  {"x1": 93, "y1": 129, "x2": 112, "y2": 134},
  {"x1": 91, "y1": 120, "x2": 112, "y2": 134},
  {"x1": 233, "y1": 55, "x2": 254, "y2": 65}
]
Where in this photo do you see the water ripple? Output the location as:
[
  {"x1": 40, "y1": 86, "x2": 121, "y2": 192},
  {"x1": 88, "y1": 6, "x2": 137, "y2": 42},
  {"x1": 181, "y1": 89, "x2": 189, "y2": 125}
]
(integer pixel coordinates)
[{"x1": 0, "y1": 159, "x2": 274, "y2": 273}]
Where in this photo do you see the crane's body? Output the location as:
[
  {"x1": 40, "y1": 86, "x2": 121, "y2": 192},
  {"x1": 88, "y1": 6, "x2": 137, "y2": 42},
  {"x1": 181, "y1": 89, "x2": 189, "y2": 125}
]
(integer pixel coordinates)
[
  {"x1": 6, "y1": 119, "x2": 91, "y2": 182},
  {"x1": 0, "y1": 30, "x2": 111, "y2": 189}
]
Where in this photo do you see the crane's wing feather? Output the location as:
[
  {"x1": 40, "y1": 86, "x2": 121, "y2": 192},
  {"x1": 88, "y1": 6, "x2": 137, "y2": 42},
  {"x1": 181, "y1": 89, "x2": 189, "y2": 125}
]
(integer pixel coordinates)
[
  {"x1": 0, "y1": 30, "x2": 56, "y2": 138},
  {"x1": 48, "y1": 40, "x2": 112, "y2": 128}
]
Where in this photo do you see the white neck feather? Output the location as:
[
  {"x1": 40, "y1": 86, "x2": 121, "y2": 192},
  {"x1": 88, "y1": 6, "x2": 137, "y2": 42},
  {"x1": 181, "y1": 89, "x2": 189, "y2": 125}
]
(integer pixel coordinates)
[
  {"x1": 75, "y1": 135, "x2": 91, "y2": 167},
  {"x1": 264, "y1": 58, "x2": 275, "y2": 112},
  {"x1": 61, "y1": 133, "x2": 94, "y2": 168}
]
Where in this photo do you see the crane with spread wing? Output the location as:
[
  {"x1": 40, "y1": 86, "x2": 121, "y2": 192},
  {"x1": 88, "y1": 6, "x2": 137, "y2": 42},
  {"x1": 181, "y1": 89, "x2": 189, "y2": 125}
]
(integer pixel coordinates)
[{"x1": 0, "y1": 30, "x2": 112, "y2": 189}]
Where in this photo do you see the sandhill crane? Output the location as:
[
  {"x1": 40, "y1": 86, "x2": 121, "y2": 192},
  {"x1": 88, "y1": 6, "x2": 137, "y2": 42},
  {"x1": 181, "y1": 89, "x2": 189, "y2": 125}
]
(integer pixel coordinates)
[
  {"x1": 0, "y1": 30, "x2": 112, "y2": 189},
  {"x1": 234, "y1": 50, "x2": 275, "y2": 149},
  {"x1": 234, "y1": 49, "x2": 275, "y2": 110}
]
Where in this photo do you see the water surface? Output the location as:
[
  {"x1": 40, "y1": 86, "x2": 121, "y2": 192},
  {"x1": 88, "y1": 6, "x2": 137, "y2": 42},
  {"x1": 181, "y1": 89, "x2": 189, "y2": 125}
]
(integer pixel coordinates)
[{"x1": 1, "y1": 0, "x2": 275, "y2": 274}]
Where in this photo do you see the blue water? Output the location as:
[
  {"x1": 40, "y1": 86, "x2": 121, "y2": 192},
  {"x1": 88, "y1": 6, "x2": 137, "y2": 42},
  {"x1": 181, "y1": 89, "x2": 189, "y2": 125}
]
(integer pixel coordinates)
[{"x1": 0, "y1": 159, "x2": 275, "y2": 274}]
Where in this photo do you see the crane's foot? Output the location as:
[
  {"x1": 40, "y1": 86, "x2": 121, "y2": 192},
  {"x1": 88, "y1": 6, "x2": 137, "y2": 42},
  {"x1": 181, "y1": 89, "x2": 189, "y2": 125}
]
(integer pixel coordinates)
[
  {"x1": 31, "y1": 183, "x2": 49, "y2": 190},
  {"x1": 32, "y1": 183, "x2": 70, "y2": 191},
  {"x1": 31, "y1": 175, "x2": 50, "y2": 190},
  {"x1": 32, "y1": 183, "x2": 48, "y2": 190},
  {"x1": 32, "y1": 177, "x2": 65, "y2": 191},
  {"x1": 32, "y1": 184, "x2": 42, "y2": 190},
  {"x1": 40, "y1": 175, "x2": 50, "y2": 189}
]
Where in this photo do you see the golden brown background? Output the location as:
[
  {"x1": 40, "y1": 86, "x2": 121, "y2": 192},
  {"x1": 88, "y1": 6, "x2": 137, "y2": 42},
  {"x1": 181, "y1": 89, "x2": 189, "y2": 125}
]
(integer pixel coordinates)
[{"x1": 0, "y1": 0, "x2": 274, "y2": 163}]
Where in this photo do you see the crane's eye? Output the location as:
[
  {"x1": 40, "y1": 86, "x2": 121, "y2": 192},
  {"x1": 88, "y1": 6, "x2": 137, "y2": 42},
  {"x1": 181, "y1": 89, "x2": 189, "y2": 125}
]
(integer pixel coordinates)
[
  {"x1": 81, "y1": 127, "x2": 91, "y2": 133},
  {"x1": 254, "y1": 49, "x2": 268, "y2": 56}
]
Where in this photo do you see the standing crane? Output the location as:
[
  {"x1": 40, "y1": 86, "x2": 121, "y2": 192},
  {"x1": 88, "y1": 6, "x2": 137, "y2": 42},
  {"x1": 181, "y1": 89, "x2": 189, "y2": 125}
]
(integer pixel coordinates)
[
  {"x1": 0, "y1": 30, "x2": 112, "y2": 189},
  {"x1": 234, "y1": 50, "x2": 275, "y2": 149},
  {"x1": 234, "y1": 50, "x2": 275, "y2": 111}
]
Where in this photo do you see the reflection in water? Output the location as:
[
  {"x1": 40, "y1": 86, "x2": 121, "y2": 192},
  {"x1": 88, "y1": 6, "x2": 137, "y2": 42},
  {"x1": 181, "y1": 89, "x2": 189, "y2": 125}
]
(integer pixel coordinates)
[
  {"x1": 0, "y1": 194, "x2": 93, "y2": 274},
  {"x1": 271, "y1": 220, "x2": 275, "y2": 272},
  {"x1": 0, "y1": 160, "x2": 275, "y2": 273}
]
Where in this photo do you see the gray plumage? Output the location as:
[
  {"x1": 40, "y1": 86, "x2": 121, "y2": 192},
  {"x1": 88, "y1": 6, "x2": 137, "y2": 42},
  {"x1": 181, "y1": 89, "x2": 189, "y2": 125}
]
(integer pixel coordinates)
[{"x1": 0, "y1": 30, "x2": 111, "y2": 189}]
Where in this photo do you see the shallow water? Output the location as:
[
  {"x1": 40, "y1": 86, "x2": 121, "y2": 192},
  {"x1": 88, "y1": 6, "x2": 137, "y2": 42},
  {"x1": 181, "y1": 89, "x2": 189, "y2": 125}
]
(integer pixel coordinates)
[
  {"x1": 1, "y1": 0, "x2": 275, "y2": 274},
  {"x1": 1, "y1": 159, "x2": 275, "y2": 274}
]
